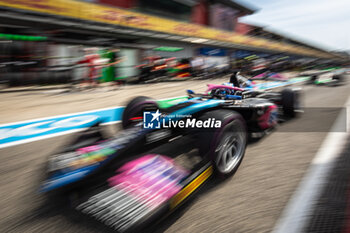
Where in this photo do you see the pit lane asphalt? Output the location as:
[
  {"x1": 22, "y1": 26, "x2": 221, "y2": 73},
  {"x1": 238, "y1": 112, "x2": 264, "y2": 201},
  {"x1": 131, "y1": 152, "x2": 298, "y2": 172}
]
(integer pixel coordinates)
[{"x1": 1, "y1": 77, "x2": 349, "y2": 233}]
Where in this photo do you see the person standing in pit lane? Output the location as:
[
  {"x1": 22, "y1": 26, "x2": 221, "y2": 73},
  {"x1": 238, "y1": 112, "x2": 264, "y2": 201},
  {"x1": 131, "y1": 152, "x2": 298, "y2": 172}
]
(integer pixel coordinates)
[
  {"x1": 101, "y1": 48, "x2": 125, "y2": 90},
  {"x1": 77, "y1": 47, "x2": 105, "y2": 89}
]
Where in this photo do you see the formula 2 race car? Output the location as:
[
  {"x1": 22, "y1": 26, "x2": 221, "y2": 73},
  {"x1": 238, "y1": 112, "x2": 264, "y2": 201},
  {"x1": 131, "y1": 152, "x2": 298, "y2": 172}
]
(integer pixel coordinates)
[
  {"x1": 307, "y1": 69, "x2": 347, "y2": 86},
  {"x1": 40, "y1": 85, "x2": 301, "y2": 232}
]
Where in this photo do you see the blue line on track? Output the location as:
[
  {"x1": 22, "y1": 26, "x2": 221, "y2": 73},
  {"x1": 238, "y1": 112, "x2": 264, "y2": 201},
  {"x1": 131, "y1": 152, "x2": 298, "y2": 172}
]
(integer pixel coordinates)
[{"x1": 0, "y1": 107, "x2": 124, "y2": 146}]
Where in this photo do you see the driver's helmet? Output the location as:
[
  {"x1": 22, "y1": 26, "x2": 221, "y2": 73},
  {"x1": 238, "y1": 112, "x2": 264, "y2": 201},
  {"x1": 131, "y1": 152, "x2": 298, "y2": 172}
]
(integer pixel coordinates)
[{"x1": 211, "y1": 87, "x2": 235, "y2": 98}]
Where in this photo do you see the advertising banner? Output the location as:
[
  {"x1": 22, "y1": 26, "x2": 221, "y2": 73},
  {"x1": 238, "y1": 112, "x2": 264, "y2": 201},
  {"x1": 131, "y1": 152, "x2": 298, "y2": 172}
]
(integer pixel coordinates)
[
  {"x1": 0, "y1": 0, "x2": 329, "y2": 58},
  {"x1": 199, "y1": 47, "x2": 227, "y2": 56}
]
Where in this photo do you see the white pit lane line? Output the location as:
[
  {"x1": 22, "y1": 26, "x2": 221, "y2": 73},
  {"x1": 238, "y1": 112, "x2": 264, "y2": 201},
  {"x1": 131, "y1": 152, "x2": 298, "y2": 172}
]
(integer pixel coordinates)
[{"x1": 272, "y1": 96, "x2": 350, "y2": 233}]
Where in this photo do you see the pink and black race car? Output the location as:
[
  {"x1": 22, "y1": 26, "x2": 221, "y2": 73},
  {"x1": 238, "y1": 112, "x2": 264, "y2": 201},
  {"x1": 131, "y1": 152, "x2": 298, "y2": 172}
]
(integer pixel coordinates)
[{"x1": 40, "y1": 81, "x2": 301, "y2": 232}]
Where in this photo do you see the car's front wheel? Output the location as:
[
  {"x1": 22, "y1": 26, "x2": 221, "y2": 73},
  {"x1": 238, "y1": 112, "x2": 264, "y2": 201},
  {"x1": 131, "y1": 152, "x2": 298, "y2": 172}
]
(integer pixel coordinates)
[
  {"x1": 197, "y1": 110, "x2": 247, "y2": 178},
  {"x1": 122, "y1": 96, "x2": 159, "y2": 129}
]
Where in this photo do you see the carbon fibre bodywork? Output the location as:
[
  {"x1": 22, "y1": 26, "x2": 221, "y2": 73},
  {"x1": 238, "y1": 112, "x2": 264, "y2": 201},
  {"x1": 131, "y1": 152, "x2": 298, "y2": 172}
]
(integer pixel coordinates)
[{"x1": 40, "y1": 90, "x2": 292, "y2": 232}]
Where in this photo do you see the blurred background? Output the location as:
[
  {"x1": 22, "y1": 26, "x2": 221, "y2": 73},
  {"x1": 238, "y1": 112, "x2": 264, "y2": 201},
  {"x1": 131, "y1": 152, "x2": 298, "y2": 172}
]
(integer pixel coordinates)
[
  {"x1": 1, "y1": 1, "x2": 350, "y2": 233},
  {"x1": 0, "y1": 0, "x2": 348, "y2": 87}
]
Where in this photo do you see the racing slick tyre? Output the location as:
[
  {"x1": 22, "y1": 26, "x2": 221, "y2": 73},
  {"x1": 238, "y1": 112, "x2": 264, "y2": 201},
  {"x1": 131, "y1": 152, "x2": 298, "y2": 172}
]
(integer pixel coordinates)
[
  {"x1": 122, "y1": 96, "x2": 159, "y2": 129},
  {"x1": 281, "y1": 88, "x2": 300, "y2": 118},
  {"x1": 229, "y1": 72, "x2": 240, "y2": 87},
  {"x1": 332, "y1": 74, "x2": 345, "y2": 83},
  {"x1": 197, "y1": 110, "x2": 247, "y2": 178}
]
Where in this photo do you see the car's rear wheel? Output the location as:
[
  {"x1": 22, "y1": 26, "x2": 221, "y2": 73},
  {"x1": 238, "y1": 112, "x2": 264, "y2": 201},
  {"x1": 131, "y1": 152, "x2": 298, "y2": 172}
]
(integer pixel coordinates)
[
  {"x1": 332, "y1": 73, "x2": 345, "y2": 82},
  {"x1": 281, "y1": 88, "x2": 300, "y2": 118},
  {"x1": 197, "y1": 110, "x2": 247, "y2": 178},
  {"x1": 122, "y1": 96, "x2": 159, "y2": 129},
  {"x1": 229, "y1": 72, "x2": 240, "y2": 86}
]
